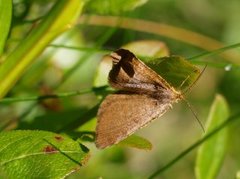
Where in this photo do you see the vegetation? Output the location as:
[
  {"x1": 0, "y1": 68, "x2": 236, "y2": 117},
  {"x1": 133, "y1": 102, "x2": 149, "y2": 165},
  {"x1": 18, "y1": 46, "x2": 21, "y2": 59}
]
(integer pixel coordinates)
[{"x1": 0, "y1": 0, "x2": 240, "y2": 178}]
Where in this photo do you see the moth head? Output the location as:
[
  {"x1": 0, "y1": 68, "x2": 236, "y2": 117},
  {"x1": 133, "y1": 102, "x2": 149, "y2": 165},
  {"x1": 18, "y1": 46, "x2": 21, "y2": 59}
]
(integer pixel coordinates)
[
  {"x1": 175, "y1": 91, "x2": 184, "y2": 102},
  {"x1": 110, "y1": 49, "x2": 135, "y2": 65}
]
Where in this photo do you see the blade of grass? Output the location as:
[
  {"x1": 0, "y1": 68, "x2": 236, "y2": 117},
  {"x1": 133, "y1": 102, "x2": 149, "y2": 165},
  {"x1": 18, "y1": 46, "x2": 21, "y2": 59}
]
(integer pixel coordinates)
[
  {"x1": 188, "y1": 42, "x2": 240, "y2": 70},
  {"x1": 78, "y1": 15, "x2": 240, "y2": 63},
  {"x1": 49, "y1": 44, "x2": 110, "y2": 53},
  {"x1": 0, "y1": 86, "x2": 109, "y2": 104},
  {"x1": 148, "y1": 112, "x2": 240, "y2": 179},
  {"x1": 0, "y1": 0, "x2": 85, "y2": 99},
  {"x1": 191, "y1": 60, "x2": 240, "y2": 70},
  {"x1": 187, "y1": 42, "x2": 240, "y2": 61},
  {"x1": 0, "y1": 0, "x2": 12, "y2": 56}
]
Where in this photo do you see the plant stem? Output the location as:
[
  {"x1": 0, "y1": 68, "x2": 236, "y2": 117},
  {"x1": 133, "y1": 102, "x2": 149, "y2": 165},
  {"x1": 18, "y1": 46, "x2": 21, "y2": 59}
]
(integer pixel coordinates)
[
  {"x1": 0, "y1": 86, "x2": 109, "y2": 104},
  {"x1": 188, "y1": 42, "x2": 240, "y2": 61},
  {"x1": 148, "y1": 112, "x2": 240, "y2": 179}
]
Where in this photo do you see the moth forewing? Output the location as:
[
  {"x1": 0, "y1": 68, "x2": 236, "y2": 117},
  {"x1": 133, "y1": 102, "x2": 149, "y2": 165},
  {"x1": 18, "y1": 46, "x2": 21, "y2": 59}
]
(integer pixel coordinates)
[
  {"x1": 96, "y1": 94, "x2": 174, "y2": 149},
  {"x1": 108, "y1": 49, "x2": 178, "y2": 97}
]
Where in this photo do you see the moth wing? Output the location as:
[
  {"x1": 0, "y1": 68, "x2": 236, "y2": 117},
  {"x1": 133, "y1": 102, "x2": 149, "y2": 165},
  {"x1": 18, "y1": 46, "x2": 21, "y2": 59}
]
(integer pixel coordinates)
[
  {"x1": 109, "y1": 49, "x2": 173, "y2": 93},
  {"x1": 95, "y1": 93, "x2": 172, "y2": 149}
]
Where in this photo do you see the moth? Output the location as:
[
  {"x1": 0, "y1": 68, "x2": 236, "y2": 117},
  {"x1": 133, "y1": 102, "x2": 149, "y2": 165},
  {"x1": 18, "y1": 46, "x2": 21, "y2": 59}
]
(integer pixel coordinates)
[{"x1": 95, "y1": 49, "x2": 186, "y2": 149}]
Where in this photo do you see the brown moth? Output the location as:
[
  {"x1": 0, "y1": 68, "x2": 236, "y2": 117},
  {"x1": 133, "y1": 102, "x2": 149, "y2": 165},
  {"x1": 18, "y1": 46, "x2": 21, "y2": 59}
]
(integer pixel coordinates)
[{"x1": 95, "y1": 49, "x2": 184, "y2": 149}]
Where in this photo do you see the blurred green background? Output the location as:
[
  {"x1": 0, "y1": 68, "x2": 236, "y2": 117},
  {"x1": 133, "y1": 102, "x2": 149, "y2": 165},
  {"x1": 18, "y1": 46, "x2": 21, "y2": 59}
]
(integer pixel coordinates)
[{"x1": 1, "y1": 0, "x2": 240, "y2": 178}]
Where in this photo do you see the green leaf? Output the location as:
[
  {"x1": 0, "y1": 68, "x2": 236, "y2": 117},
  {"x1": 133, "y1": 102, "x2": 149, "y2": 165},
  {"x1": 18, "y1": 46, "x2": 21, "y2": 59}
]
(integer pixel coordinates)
[
  {"x1": 0, "y1": 0, "x2": 85, "y2": 99},
  {"x1": 0, "y1": 0, "x2": 12, "y2": 56},
  {"x1": 237, "y1": 171, "x2": 240, "y2": 179},
  {"x1": 18, "y1": 108, "x2": 88, "y2": 132},
  {"x1": 146, "y1": 56, "x2": 200, "y2": 90},
  {"x1": 195, "y1": 94, "x2": 229, "y2": 179},
  {"x1": 60, "y1": 103, "x2": 100, "y2": 132},
  {"x1": 85, "y1": 0, "x2": 148, "y2": 15},
  {"x1": 127, "y1": 42, "x2": 200, "y2": 90},
  {"x1": 118, "y1": 134, "x2": 152, "y2": 150},
  {"x1": 122, "y1": 40, "x2": 169, "y2": 58},
  {"x1": 0, "y1": 130, "x2": 89, "y2": 179}
]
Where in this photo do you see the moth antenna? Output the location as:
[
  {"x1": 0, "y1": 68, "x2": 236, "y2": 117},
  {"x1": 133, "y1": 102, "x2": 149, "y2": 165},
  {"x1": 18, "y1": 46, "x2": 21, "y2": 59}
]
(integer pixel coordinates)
[
  {"x1": 179, "y1": 75, "x2": 190, "y2": 89},
  {"x1": 183, "y1": 64, "x2": 207, "y2": 95},
  {"x1": 182, "y1": 98, "x2": 205, "y2": 133}
]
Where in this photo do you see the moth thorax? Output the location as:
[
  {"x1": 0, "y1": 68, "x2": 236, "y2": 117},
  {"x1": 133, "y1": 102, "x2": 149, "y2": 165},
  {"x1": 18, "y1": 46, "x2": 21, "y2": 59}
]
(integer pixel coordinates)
[{"x1": 173, "y1": 91, "x2": 184, "y2": 102}]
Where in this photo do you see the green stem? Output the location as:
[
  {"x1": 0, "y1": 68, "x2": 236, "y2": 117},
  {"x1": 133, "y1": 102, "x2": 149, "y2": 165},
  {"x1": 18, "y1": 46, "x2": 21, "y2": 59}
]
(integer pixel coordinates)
[
  {"x1": 0, "y1": 86, "x2": 109, "y2": 104},
  {"x1": 191, "y1": 60, "x2": 240, "y2": 70},
  {"x1": 148, "y1": 112, "x2": 240, "y2": 179},
  {"x1": 187, "y1": 42, "x2": 240, "y2": 61},
  {"x1": 49, "y1": 44, "x2": 110, "y2": 53}
]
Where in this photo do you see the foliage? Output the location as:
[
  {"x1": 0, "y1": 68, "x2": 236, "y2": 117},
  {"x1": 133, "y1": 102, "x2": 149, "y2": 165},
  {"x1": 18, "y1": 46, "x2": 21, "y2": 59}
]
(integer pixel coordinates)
[
  {"x1": 0, "y1": 0, "x2": 240, "y2": 178},
  {"x1": 195, "y1": 94, "x2": 229, "y2": 179},
  {"x1": 0, "y1": 130, "x2": 89, "y2": 179}
]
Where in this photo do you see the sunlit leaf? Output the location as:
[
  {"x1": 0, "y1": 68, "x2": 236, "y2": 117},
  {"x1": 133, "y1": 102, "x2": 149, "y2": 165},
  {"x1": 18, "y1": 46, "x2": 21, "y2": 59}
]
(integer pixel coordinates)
[
  {"x1": 146, "y1": 56, "x2": 200, "y2": 90},
  {"x1": 118, "y1": 134, "x2": 152, "y2": 150},
  {"x1": 122, "y1": 40, "x2": 169, "y2": 58},
  {"x1": 195, "y1": 94, "x2": 229, "y2": 179},
  {"x1": 0, "y1": 130, "x2": 89, "y2": 179},
  {"x1": 237, "y1": 171, "x2": 240, "y2": 179}
]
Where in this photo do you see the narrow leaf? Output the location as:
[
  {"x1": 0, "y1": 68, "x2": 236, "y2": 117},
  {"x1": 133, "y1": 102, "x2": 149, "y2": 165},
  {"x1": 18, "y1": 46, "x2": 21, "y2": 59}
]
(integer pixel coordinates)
[
  {"x1": 195, "y1": 94, "x2": 229, "y2": 179},
  {"x1": 118, "y1": 134, "x2": 152, "y2": 150},
  {"x1": 85, "y1": 0, "x2": 148, "y2": 15},
  {"x1": 0, "y1": 130, "x2": 89, "y2": 179},
  {"x1": 146, "y1": 56, "x2": 200, "y2": 90},
  {"x1": 0, "y1": 0, "x2": 85, "y2": 99},
  {"x1": 0, "y1": 0, "x2": 12, "y2": 55},
  {"x1": 148, "y1": 112, "x2": 240, "y2": 179}
]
